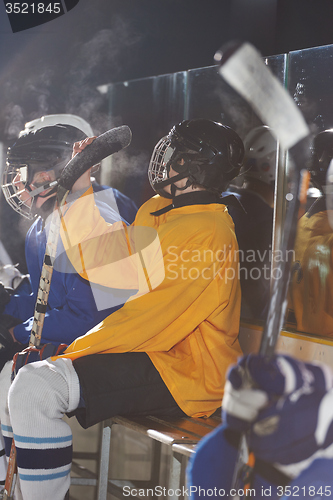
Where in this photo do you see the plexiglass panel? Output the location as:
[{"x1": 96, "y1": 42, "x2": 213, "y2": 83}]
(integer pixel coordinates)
[
  {"x1": 104, "y1": 72, "x2": 187, "y2": 207},
  {"x1": 186, "y1": 55, "x2": 286, "y2": 135},
  {"x1": 106, "y1": 49, "x2": 333, "y2": 335},
  {"x1": 107, "y1": 55, "x2": 285, "y2": 325},
  {"x1": 286, "y1": 45, "x2": 333, "y2": 338},
  {"x1": 184, "y1": 59, "x2": 283, "y2": 322}
]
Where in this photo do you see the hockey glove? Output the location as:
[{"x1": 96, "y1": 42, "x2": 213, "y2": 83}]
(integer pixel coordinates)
[
  {"x1": 12, "y1": 343, "x2": 68, "y2": 381},
  {"x1": 0, "y1": 282, "x2": 11, "y2": 315},
  {"x1": 222, "y1": 354, "x2": 333, "y2": 477},
  {"x1": 0, "y1": 314, "x2": 24, "y2": 371}
]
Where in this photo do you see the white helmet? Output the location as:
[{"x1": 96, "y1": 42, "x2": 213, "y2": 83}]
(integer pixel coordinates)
[
  {"x1": 2, "y1": 115, "x2": 94, "y2": 220},
  {"x1": 19, "y1": 114, "x2": 94, "y2": 138},
  {"x1": 242, "y1": 126, "x2": 277, "y2": 187}
]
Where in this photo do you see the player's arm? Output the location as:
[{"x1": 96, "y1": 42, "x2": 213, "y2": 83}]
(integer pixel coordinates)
[{"x1": 59, "y1": 230, "x2": 240, "y2": 359}]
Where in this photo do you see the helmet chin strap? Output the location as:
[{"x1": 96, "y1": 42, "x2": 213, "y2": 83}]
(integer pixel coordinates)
[
  {"x1": 154, "y1": 171, "x2": 193, "y2": 198},
  {"x1": 26, "y1": 180, "x2": 58, "y2": 199},
  {"x1": 170, "y1": 178, "x2": 193, "y2": 197}
]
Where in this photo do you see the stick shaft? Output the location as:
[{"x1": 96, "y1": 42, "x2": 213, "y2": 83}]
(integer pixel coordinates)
[
  {"x1": 29, "y1": 193, "x2": 68, "y2": 347},
  {"x1": 216, "y1": 42, "x2": 311, "y2": 495},
  {"x1": 259, "y1": 142, "x2": 309, "y2": 356},
  {"x1": 3, "y1": 445, "x2": 16, "y2": 500}
]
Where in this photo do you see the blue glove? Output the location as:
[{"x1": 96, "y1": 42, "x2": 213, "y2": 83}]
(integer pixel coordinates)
[
  {"x1": 222, "y1": 354, "x2": 333, "y2": 477},
  {"x1": 11, "y1": 343, "x2": 68, "y2": 381}
]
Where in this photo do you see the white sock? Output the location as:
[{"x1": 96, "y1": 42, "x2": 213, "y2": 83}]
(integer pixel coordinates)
[
  {"x1": 8, "y1": 358, "x2": 80, "y2": 500},
  {"x1": 0, "y1": 362, "x2": 14, "y2": 459}
]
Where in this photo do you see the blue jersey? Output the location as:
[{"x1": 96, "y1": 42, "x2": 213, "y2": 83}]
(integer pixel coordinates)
[{"x1": 4, "y1": 187, "x2": 138, "y2": 346}]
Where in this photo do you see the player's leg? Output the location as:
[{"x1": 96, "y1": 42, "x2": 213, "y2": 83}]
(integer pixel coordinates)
[
  {"x1": 8, "y1": 352, "x2": 184, "y2": 500},
  {"x1": 8, "y1": 358, "x2": 80, "y2": 500},
  {"x1": 72, "y1": 352, "x2": 185, "y2": 429}
]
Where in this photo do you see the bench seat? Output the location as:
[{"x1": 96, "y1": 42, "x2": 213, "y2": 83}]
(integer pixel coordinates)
[{"x1": 96, "y1": 412, "x2": 222, "y2": 499}]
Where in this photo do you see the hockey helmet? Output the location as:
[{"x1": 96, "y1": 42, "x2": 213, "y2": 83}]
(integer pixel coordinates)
[
  {"x1": 241, "y1": 126, "x2": 277, "y2": 187},
  {"x1": 309, "y1": 129, "x2": 333, "y2": 192},
  {"x1": 2, "y1": 115, "x2": 91, "y2": 219},
  {"x1": 148, "y1": 118, "x2": 244, "y2": 198}
]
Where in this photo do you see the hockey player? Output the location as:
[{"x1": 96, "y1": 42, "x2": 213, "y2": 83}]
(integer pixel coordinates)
[
  {"x1": 227, "y1": 126, "x2": 277, "y2": 321},
  {"x1": 0, "y1": 114, "x2": 137, "y2": 494},
  {"x1": 1, "y1": 118, "x2": 244, "y2": 500},
  {"x1": 0, "y1": 114, "x2": 138, "y2": 354},
  {"x1": 188, "y1": 353, "x2": 333, "y2": 499},
  {"x1": 288, "y1": 129, "x2": 333, "y2": 336}
]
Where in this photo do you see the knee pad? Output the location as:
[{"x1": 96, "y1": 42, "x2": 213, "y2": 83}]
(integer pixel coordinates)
[{"x1": 9, "y1": 358, "x2": 80, "y2": 421}]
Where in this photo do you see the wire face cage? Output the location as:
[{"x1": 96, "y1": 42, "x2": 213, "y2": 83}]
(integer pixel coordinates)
[
  {"x1": 148, "y1": 136, "x2": 175, "y2": 190},
  {"x1": 2, "y1": 162, "x2": 35, "y2": 219}
]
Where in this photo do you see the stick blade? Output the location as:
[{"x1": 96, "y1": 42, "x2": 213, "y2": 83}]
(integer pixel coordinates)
[{"x1": 216, "y1": 42, "x2": 310, "y2": 150}]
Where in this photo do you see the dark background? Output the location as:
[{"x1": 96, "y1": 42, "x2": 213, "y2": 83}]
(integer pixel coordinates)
[
  {"x1": 1, "y1": 0, "x2": 333, "y2": 272},
  {"x1": 0, "y1": 0, "x2": 333, "y2": 140}
]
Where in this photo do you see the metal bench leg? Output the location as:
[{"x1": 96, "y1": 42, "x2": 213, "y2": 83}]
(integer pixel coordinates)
[
  {"x1": 150, "y1": 440, "x2": 162, "y2": 489},
  {"x1": 168, "y1": 451, "x2": 189, "y2": 500},
  {"x1": 168, "y1": 452, "x2": 181, "y2": 500},
  {"x1": 97, "y1": 422, "x2": 112, "y2": 500}
]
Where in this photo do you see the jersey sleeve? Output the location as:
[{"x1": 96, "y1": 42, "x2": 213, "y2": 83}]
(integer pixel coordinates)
[
  {"x1": 4, "y1": 288, "x2": 35, "y2": 323},
  {"x1": 11, "y1": 271, "x2": 126, "y2": 346},
  {"x1": 60, "y1": 186, "x2": 161, "y2": 292}
]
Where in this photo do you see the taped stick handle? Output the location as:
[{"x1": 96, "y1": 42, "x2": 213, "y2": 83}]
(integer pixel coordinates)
[{"x1": 29, "y1": 192, "x2": 69, "y2": 347}]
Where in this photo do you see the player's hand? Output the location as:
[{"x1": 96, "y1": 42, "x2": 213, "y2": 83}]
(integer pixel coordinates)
[
  {"x1": 222, "y1": 354, "x2": 333, "y2": 476},
  {"x1": 72, "y1": 136, "x2": 97, "y2": 158},
  {"x1": 71, "y1": 136, "x2": 97, "y2": 193},
  {"x1": 12, "y1": 343, "x2": 68, "y2": 380},
  {"x1": 221, "y1": 354, "x2": 285, "y2": 431}
]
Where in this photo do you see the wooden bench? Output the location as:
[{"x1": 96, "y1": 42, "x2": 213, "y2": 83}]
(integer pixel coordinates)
[{"x1": 95, "y1": 412, "x2": 222, "y2": 500}]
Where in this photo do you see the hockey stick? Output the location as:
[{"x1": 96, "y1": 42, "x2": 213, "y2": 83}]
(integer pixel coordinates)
[
  {"x1": 3, "y1": 125, "x2": 132, "y2": 500},
  {"x1": 215, "y1": 41, "x2": 311, "y2": 492},
  {"x1": 29, "y1": 125, "x2": 132, "y2": 347}
]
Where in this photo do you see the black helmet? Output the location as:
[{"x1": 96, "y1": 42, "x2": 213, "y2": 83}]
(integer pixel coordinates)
[
  {"x1": 2, "y1": 123, "x2": 88, "y2": 219},
  {"x1": 148, "y1": 118, "x2": 244, "y2": 198},
  {"x1": 309, "y1": 129, "x2": 333, "y2": 192}
]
